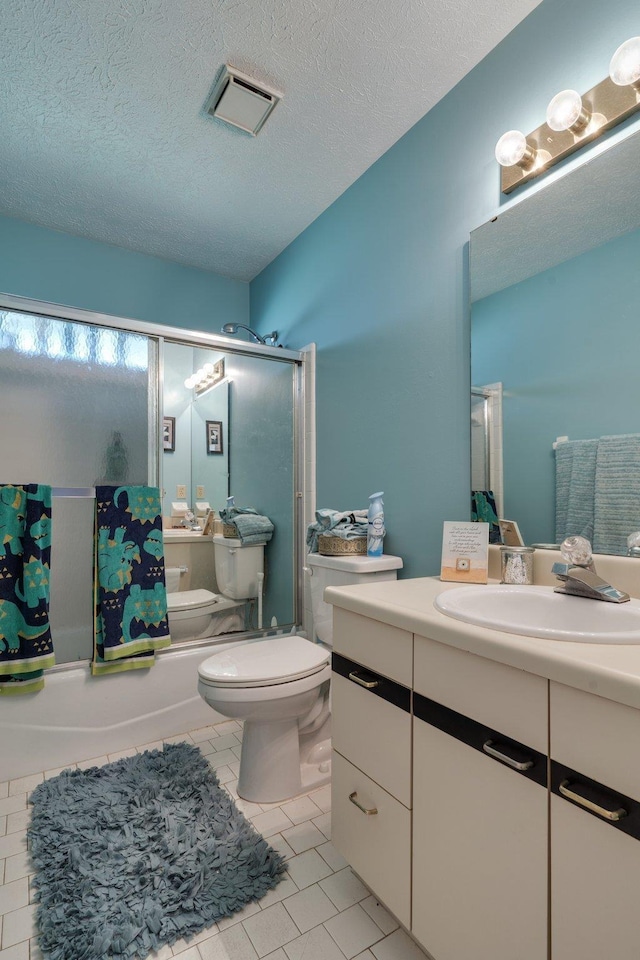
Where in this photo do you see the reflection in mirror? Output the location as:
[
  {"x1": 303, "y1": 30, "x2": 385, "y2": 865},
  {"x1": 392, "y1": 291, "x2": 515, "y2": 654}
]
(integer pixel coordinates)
[
  {"x1": 162, "y1": 342, "x2": 295, "y2": 628},
  {"x1": 471, "y1": 130, "x2": 640, "y2": 556}
]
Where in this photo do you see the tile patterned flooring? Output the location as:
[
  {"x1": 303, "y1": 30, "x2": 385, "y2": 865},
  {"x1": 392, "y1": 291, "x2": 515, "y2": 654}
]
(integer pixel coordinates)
[{"x1": 0, "y1": 720, "x2": 429, "y2": 960}]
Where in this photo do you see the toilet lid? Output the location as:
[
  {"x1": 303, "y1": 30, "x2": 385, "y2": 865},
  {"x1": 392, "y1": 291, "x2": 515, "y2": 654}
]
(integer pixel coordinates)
[
  {"x1": 198, "y1": 635, "x2": 330, "y2": 687},
  {"x1": 168, "y1": 588, "x2": 221, "y2": 612}
]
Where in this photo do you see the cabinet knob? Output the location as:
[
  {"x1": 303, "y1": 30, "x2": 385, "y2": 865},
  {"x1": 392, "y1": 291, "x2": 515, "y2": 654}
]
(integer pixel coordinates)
[{"x1": 349, "y1": 791, "x2": 378, "y2": 816}]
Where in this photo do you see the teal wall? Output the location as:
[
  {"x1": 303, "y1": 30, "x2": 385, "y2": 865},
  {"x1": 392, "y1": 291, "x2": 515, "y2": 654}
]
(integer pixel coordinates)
[
  {"x1": 0, "y1": 214, "x2": 248, "y2": 331},
  {"x1": 472, "y1": 225, "x2": 640, "y2": 547},
  {"x1": 250, "y1": 0, "x2": 640, "y2": 578}
]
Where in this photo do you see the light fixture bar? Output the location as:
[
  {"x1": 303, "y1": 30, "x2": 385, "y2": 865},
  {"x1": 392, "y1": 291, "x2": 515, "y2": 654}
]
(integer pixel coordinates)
[{"x1": 500, "y1": 74, "x2": 640, "y2": 194}]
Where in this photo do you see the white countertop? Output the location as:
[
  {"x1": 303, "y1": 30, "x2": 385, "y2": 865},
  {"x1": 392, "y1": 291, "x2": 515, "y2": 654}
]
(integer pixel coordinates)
[{"x1": 325, "y1": 577, "x2": 640, "y2": 711}]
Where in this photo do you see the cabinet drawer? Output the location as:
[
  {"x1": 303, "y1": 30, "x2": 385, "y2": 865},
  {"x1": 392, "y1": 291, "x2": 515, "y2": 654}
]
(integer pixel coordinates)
[
  {"x1": 332, "y1": 655, "x2": 411, "y2": 806},
  {"x1": 414, "y1": 634, "x2": 547, "y2": 753},
  {"x1": 332, "y1": 608, "x2": 412, "y2": 687},
  {"x1": 332, "y1": 749, "x2": 411, "y2": 929},
  {"x1": 551, "y1": 681, "x2": 640, "y2": 803}
]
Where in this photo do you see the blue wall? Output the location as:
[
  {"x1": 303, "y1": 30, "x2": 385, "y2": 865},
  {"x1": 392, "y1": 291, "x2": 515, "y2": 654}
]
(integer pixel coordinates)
[
  {"x1": 472, "y1": 225, "x2": 640, "y2": 546},
  {"x1": 250, "y1": 0, "x2": 640, "y2": 578},
  {"x1": 0, "y1": 214, "x2": 248, "y2": 332}
]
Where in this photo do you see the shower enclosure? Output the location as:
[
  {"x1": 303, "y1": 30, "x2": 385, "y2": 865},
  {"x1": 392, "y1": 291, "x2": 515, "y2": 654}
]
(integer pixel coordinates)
[{"x1": 0, "y1": 293, "x2": 309, "y2": 666}]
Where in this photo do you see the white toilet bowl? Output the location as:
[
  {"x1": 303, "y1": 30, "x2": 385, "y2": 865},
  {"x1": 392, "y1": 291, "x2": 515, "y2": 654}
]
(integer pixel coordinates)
[
  {"x1": 198, "y1": 634, "x2": 331, "y2": 803},
  {"x1": 167, "y1": 589, "x2": 245, "y2": 642}
]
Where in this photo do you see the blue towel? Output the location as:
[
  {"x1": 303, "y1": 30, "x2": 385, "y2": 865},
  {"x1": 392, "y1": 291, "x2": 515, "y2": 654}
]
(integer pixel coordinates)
[
  {"x1": 230, "y1": 513, "x2": 274, "y2": 544},
  {"x1": 0, "y1": 484, "x2": 55, "y2": 695},
  {"x1": 555, "y1": 440, "x2": 597, "y2": 545},
  {"x1": 594, "y1": 434, "x2": 640, "y2": 556},
  {"x1": 92, "y1": 485, "x2": 171, "y2": 675},
  {"x1": 220, "y1": 505, "x2": 258, "y2": 523},
  {"x1": 306, "y1": 508, "x2": 368, "y2": 553}
]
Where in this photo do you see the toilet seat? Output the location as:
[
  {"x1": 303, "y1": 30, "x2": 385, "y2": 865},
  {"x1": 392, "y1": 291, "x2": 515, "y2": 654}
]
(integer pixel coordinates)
[
  {"x1": 198, "y1": 635, "x2": 330, "y2": 688},
  {"x1": 167, "y1": 588, "x2": 221, "y2": 612}
]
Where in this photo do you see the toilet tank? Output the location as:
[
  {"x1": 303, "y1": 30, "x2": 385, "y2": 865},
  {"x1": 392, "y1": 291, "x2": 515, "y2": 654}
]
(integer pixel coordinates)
[
  {"x1": 213, "y1": 535, "x2": 265, "y2": 599},
  {"x1": 306, "y1": 553, "x2": 403, "y2": 646}
]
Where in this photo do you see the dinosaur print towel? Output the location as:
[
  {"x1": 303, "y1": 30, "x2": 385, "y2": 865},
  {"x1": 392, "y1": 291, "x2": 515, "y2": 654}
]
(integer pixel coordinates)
[
  {"x1": 92, "y1": 486, "x2": 171, "y2": 675},
  {"x1": 0, "y1": 484, "x2": 55, "y2": 695}
]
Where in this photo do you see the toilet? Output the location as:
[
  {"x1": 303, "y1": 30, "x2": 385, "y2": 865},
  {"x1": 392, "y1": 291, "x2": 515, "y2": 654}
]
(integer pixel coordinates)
[
  {"x1": 197, "y1": 550, "x2": 403, "y2": 803},
  {"x1": 166, "y1": 536, "x2": 265, "y2": 642}
]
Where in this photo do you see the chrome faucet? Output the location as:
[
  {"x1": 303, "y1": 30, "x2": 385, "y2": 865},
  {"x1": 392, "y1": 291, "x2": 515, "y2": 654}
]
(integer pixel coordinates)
[
  {"x1": 553, "y1": 536, "x2": 629, "y2": 603},
  {"x1": 182, "y1": 510, "x2": 202, "y2": 532}
]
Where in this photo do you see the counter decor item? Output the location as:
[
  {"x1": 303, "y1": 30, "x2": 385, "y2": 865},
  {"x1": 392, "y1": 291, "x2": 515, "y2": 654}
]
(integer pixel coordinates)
[
  {"x1": 440, "y1": 520, "x2": 489, "y2": 583},
  {"x1": 318, "y1": 533, "x2": 367, "y2": 556},
  {"x1": 501, "y1": 545, "x2": 535, "y2": 584}
]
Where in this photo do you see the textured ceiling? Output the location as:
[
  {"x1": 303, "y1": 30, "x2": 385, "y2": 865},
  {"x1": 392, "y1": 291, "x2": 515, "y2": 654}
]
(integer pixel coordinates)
[{"x1": 1, "y1": 0, "x2": 540, "y2": 281}]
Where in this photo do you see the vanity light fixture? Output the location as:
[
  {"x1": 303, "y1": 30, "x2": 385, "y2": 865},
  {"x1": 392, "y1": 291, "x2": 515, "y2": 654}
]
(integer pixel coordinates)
[
  {"x1": 184, "y1": 359, "x2": 228, "y2": 398},
  {"x1": 496, "y1": 36, "x2": 640, "y2": 193}
]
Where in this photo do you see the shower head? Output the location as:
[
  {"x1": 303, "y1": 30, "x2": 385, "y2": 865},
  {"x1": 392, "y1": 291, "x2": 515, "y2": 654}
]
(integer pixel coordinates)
[{"x1": 221, "y1": 323, "x2": 278, "y2": 346}]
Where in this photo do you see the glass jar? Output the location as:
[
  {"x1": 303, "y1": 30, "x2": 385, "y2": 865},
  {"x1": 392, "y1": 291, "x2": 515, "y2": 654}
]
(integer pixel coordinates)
[{"x1": 500, "y1": 545, "x2": 535, "y2": 585}]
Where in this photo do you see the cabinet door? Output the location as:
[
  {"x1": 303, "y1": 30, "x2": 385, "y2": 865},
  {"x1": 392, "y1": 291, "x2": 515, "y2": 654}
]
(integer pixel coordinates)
[
  {"x1": 551, "y1": 789, "x2": 640, "y2": 960},
  {"x1": 412, "y1": 703, "x2": 548, "y2": 960},
  {"x1": 550, "y1": 681, "x2": 640, "y2": 959},
  {"x1": 332, "y1": 750, "x2": 411, "y2": 928}
]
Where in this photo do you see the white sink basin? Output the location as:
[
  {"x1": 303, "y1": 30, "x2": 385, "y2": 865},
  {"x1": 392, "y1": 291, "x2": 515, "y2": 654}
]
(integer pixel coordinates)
[{"x1": 435, "y1": 585, "x2": 640, "y2": 644}]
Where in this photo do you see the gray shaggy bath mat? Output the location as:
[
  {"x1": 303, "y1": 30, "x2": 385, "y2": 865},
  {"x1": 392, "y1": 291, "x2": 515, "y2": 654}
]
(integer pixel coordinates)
[{"x1": 28, "y1": 741, "x2": 285, "y2": 960}]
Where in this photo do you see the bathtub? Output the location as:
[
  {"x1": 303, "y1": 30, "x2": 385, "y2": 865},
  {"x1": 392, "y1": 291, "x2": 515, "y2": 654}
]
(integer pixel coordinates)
[{"x1": 0, "y1": 639, "x2": 245, "y2": 782}]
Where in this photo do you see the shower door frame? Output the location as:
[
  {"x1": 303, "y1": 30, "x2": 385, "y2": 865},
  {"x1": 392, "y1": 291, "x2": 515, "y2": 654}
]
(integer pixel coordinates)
[{"x1": 0, "y1": 291, "x2": 309, "y2": 658}]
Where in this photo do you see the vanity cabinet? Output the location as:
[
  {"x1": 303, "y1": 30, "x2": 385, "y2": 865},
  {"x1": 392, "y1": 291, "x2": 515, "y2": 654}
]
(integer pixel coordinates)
[
  {"x1": 330, "y1": 600, "x2": 640, "y2": 960},
  {"x1": 412, "y1": 636, "x2": 548, "y2": 960},
  {"x1": 331, "y1": 608, "x2": 412, "y2": 927},
  {"x1": 549, "y1": 682, "x2": 640, "y2": 959}
]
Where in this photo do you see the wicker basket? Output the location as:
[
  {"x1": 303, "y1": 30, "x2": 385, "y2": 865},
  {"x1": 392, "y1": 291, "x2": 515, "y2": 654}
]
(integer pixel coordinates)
[
  {"x1": 223, "y1": 523, "x2": 237, "y2": 538},
  {"x1": 318, "y1": 534, "x2": 367, "y2": 556}
]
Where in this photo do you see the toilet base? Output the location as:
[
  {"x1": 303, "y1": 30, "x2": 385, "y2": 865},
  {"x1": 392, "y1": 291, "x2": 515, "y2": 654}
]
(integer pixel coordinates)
[
  {"x1": 236, "y1": 721, "x2": 332, "y2": 804},
  {"x1": 238, "y1": 718, "x2": 302, "y2": 803}
]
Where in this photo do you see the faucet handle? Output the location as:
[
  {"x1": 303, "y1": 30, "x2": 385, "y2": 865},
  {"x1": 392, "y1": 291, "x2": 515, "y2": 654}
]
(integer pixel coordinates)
[{"x1": 560, "y1": 535, "x2": 593, "y2": 567}]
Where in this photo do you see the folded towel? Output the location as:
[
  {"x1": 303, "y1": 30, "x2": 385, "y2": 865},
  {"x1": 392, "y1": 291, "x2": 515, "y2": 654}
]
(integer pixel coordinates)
[
  {"x1": 306, "y1": 508, "x2": 368, "y2": 553},
  {"x1": 594, "y1": 434, "x2": 640, "y2": 555},
  {"x1": 0, "y1": 484, "x2": 55, "y2": 695},
  {"x1": 555, "y1": 440, "x2": 597, "y2": 545},
  {"x1": 220, "y1": 505, "x2": 258, "y2": 523},
  {"x1": 471, "y1": 490, "x2": 500, "y2": 544},
  {"x1": 231, "y1": 513, "x2": 274, "y2": 544},
  {"x1": 92, "y1": 485, "x2": 171, "y2": 676}
]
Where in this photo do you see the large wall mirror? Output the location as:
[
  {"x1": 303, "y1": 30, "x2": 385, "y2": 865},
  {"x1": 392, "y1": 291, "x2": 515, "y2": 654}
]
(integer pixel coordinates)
[{"x1": 471, "y1": 130, "x2": 640, "y2": 556}]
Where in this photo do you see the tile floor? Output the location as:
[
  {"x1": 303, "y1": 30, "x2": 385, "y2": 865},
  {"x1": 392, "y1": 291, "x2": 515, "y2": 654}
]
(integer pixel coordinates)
[{"x1": 0, "y1": 719, "x2": 429, "y2": 960}]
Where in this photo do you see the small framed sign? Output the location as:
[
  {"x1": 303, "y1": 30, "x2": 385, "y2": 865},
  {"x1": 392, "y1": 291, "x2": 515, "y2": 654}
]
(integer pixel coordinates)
[
  {"x1": 206, "y1": 420, "x2": 223, "y2": 455},
  {"x1": 163, "y1": 416, "x2": 176, "y2": 452},
  {"x1": 440, "y1": 521, "x2": 489, "y2": 583}
]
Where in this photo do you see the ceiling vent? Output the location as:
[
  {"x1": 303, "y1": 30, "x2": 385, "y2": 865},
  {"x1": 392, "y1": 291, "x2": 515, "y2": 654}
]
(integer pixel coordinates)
[{"x1": 205, "y1": 65, "x2": 282, "y2": 136}]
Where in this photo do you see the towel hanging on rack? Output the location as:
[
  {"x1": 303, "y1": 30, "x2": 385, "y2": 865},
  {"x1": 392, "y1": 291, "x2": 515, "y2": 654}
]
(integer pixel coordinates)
[
  {"x1": 92, "y1": 485, "x2": 171, "y2": 676},
  {"x1": 0, "y1": 484, "x2": 55, "y2": 695}
]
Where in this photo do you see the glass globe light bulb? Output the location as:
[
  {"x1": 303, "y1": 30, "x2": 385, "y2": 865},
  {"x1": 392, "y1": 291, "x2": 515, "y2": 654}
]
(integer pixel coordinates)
[
  {"x1": 609, "y1": 36, "x2": 640, "y2": 86},
  {"x1": 546, "y1": 89, "x2": 584, "y2": 132},
  {"x1": 495, "y1": 130, "x2": 529, "y2": 167},
  {"x1": 184, "y1": 376, "x2": 194, "y2": 389},
  {"x1": 203, "y1": 362, "x2": 215, "y2": 375}
]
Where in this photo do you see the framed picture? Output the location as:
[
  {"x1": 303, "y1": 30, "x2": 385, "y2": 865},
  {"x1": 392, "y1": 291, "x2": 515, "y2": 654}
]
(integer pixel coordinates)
[
  {"x1": 206, "y1": 420, "x2": 223, "y2": 455},
  {"x1": 163, "y1": 416, "x2": 176, "y2": 452}
]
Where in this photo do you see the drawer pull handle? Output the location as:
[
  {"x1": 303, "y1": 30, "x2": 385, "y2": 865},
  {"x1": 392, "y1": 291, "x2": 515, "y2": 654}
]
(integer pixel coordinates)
[
  {"x1": 482, "y1": 739, "x2": 534, "y2": 771},
  {"x1": 348, "y1": 671, "x2": 379, "y2": 690},
  {"x1": 349, "y1": 791, "x2": 378, "y2": 816},
  {"x1": 559, "y1": 780, "x2": 628, "y2": 822}
]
